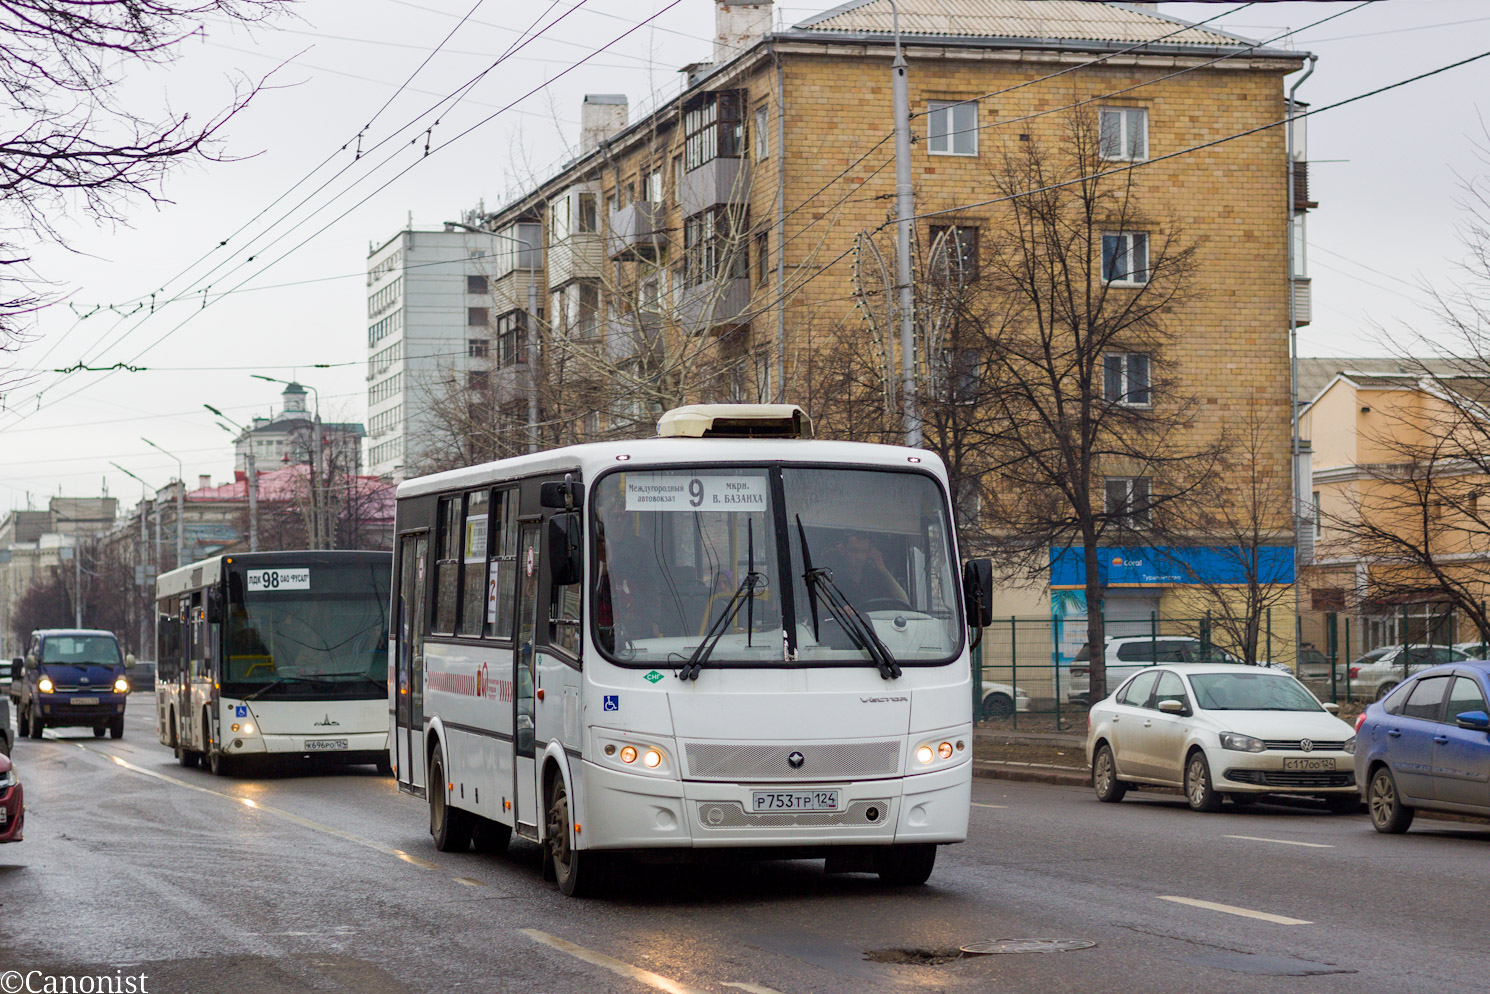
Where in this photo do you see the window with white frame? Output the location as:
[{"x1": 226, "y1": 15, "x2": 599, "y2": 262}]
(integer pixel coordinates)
[
  {"x1": 1313, "y1": 490, "x2": 1322, "y2": 538},
  {"x1": 1099, "y1": 107, "x2": 1148, "y2": 161},
  {"x1": 1105, "y1": 477, "x2": 1151, "y2": 528},
  {"x1": 1102, "y1": 232, "x2": 1149, "y2": 285},
  {"x1": 754, "y1": 104, "x2": 769, "y2": 159},
  {"x1": 927, "y1": 100, "x2": 978, "y2": 156},
  {"x1": 1104, "y1": 353, "x2": 1151, "y2": 406}
]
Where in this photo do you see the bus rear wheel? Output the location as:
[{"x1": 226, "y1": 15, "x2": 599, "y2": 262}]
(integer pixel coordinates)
[
  {"x1": 546, "y1": 776, "x2": 605, "y2": 897},
  {"x1": 429, "y1": 750, "x2": 473, "y2": 852}
]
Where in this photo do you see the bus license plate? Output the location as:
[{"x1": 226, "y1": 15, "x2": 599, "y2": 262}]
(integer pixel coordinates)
[
  {"x1": 1283, "y1": 757, "x2": 1335, "y2": 771},
  {"x1": 751, "y1": 790, "x2": 840, "y2": 813},
  {"x1": 305, "y1": 738, "x2": 348, "y2": 751},
  {"x1": 71, "y1": 697, "x2": 99, "y2": 706}
]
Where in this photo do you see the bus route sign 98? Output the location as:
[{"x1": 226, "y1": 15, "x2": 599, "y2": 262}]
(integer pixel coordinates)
[{"x1": 246, "y1": 568, "x2": 310, "y2": 591}]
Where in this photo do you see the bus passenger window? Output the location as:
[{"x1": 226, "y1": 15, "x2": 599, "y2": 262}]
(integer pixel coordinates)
[
  {"x1": 434, "y1": 496, "x2": 461, "y2": 634},
  {"x1": 460, "y1": 490, "x2": 489, "y2": 637},
  {"x1": 486, "y1": 490, "x2": 519, "y2": 640}
]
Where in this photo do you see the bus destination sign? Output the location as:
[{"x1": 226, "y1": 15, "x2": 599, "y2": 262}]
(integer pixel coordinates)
[{"x1": 246, "y1": 568, "x2": 310, "y2": 592}]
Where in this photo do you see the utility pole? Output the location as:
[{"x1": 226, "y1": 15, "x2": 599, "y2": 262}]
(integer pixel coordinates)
[
  {"x1": 889, "y1": 1, "x2": 920, "y2": 448},
  {"x1": 143, "y1": 438, "x2": 186, "y2": 567},
  {"x1": 206, "y1": 405, "x2": 259, "y2": 552}
]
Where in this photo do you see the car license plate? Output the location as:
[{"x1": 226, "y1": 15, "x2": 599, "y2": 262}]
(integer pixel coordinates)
[
  {"x1": 305, "y1": 738, "x2": 348, "y2": 751},
  {"x1": 0, "y1": 807, "x2": 7, "y2": 824},
  {"x1": 71, "y1": 697, "x2": 98, "y2": 706},
  {"x1": 1283, "y1": 757, "x2": 1335, "y2": 771},
  {"x1": 751, "y1": 790, "x2": 840, "y2": 813}
]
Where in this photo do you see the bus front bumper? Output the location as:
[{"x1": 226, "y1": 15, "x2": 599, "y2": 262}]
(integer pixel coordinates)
[{"x1": 578, "y1": 760, "x2": 971, "y2": 851}]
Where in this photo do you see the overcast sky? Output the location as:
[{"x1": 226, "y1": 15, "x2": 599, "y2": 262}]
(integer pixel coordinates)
[{"x1": 2, "y1": 0, "x2": 1487, "y2": 511}]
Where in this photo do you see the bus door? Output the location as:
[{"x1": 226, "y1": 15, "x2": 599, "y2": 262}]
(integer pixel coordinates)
[
  {"x1": 514, "y1": 521, "x2": 541, "y2": 835},
  {"x1": 396, "y1": 533, "x2": 429, "y2": 792}
]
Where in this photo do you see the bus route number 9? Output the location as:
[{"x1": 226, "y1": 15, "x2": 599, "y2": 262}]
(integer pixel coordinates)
[{"x1": 689, "y1": 479, "x2": 704, "y2": 507}]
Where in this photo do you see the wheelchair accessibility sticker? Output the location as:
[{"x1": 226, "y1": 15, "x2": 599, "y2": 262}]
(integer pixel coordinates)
[
  {"x1": 235, "y1": 705, "x2": 248, "y2": 717},
  {"x1": 603, "y1": 695, "x2": 619, "y2": 712}
]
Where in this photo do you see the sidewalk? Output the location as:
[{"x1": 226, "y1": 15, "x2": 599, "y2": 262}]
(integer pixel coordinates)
[{"x1": 971, "y1": 725, "x2": 1090, "y2": 787}]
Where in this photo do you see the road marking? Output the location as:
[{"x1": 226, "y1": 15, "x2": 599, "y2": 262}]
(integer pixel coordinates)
[
  {"x1": 1224, "y1": 835, "x2": 1334, "y2": 849},
  {"x1": 722, "y1": 983, "x2": 788, "y2": 994},
  {"x1": 970, "y1": 802, "x2": 1008, "y2": 809},
  {"x1": 521, "y1": 929, "x2": 712, "y2": 994},
  {"x1": 1157, "y1": 896, "x2": 1312, "y2": 926},
  {"x1": 452, "y1": 876, "x2": 486, "y2": 887}
]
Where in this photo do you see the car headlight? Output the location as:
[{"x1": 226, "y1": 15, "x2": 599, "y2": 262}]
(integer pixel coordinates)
[
  {"x1": 0, "y1": 769, "x2": 16, "y2": 789},
  {"x1": 1219, "y1": 732, "x2": 1266, "y2": 753},
  {"x1": 114, "y1": 677, "x2": 129, "y2": 693},
  {"x1": 37, "y1": 676, "x2": 54, "y2": 693},
  {"x1": 1343, "y1": 735, "x2": 1356, "y2": 755}
]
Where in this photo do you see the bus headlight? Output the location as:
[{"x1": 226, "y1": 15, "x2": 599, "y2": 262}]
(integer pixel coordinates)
[
  {"x1": 642, "y1": 749, "x2": 662, "y2": 768},
  {"x1": 912, "y1": 730, "x2": 969, "y2": 772},
  {"x1": 230, "y1": 723, "x2": 255, "y2": 735},
  {"x1": 597, "y1": 733, "x2": 674, "y2": 777},
  {"x1": 114, "y1": 677, "x2": 129, "y2": 693},
  {"x1": 619, "y1": 745, "x2": 637, "y2": 764},
  {"x1": 38, "y1": 676, "x2": 54, "y2": 693},
  {"x1": 915, "y1": 745, "x2": 934, "y2": 765}
]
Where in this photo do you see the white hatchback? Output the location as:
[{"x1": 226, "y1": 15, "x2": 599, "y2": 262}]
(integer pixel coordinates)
[{"x1": 1086, "y1": 664, "x2": 1360, "y2": 812}]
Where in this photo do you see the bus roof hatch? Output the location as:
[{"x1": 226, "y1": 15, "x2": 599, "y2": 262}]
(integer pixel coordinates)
[{"x1": 656, "y1": 404, "x2": 813, "y2": 439}]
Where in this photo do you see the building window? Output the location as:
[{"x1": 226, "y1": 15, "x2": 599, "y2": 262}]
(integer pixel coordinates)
[
  {"x1": 643, "y1": 166, "x2": 663, "y2": 202},
  {"x1": 755, "y1": 231, "x2": 770, "y2": 287},
  {"x1": 928, "y1": 225, "x2": 979, "y2": 279},
  {"x1": 927, "y1": 99, "x2": 977, "y2": 156},
  {"x1": 1105, "y1": 477, "x2": 1152, "y2": 528},
  {"x1": 468, "y1": 369, "x2": 490, "y2": 391},
  {"x1": 554, "y1": 282, "x2": 600, "y2": 338},
  {"x1": 754, "y1": 104, "x2": 769, "y2": 158},
  {"x1": 578, "y1": 192, "x2": 597, "y2": 233},
  {"x1": 938, "y1": 348, "x2": 981, "y2": 404},
  {"x1": 1099, "y1": 107, "x2": 1148, "y2": 161},
  {"x1": 683, "y1": 208, "x2": 749, "y2": 287},
  {"x1": 1313, "y1": 490, "x2": 1322, "y2": 538},
  {"x1": 1101, "y1": 232, "x2": 1149, "y2": 285},
  {"x1": 468, "y1": 338, "x2": 490, "y2": 358},
  {"x1": 495, "y1": 310, "x2": 526, "y2": 366},
  {"x1": 1103, "y1": 353, "x2": 1151, "y2": 406},
  {"x1": 468, "y1": 306, "x2": 489, "y2": 327},
  {"x1": 467, "y1": 274, "x2": 488, "y2": 294},
  {"x1": 685, "y1": 90, "x2": 744, "y2": 171}
]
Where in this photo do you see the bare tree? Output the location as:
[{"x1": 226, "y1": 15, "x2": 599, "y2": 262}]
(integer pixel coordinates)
[{"x1": 1, "y1": 0, "x2": 288, "y2": 345}]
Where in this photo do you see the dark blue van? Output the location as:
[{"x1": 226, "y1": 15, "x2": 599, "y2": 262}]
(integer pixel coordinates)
[{"x1": 11, "y1": 629, "x2": 129, "y2": 739}]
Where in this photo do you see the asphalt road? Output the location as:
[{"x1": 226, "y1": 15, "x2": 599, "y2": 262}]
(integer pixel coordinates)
[{"x1": 0, "y1": 698, "x2": 1485, "y2": 994}]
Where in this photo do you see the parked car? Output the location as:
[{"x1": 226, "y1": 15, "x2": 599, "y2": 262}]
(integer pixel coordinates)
[
  {"x1": 0, "y1": 660, "x2": 13, "y2": 754},
  {"x1": 1344, "y1": 644, "x2": 1470, "y2": 701},
  {"x1": 1087, "y1": 663, "x2": 1359, "y2": 812},
  {"x1": 11, "y1": 628, "x2": 130, "y2": 739},
  {"x1": 1295, "y1": 644, "x2": 1333, "y2": 681},
  {"x1": 1069, "y1": 636, "x2": 1272, "y2": 704},
  {"x1": 978, "y1": 681, "x2": 1030, "y2": 720},
  {"x1": 1453, "y1": 641, "x2": 1490, "y2": 660},
  {"x1": 0, "y1": 752, "x2": 22, "y2": 842},
  {"x1": 1356, "y1": 660, "x2": 1490, "y2": 833},
  {"x1": 125, "y1": 659, "x2": 156, "y2": 693}
]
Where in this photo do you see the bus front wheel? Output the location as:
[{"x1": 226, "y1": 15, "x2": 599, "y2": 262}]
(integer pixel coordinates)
[
  {"x1": 429, "y1": 750, "x2": 473, "y2": 852},
  {"x1": 546, "y1": 776, "x2": 605, "y2": 897},
  {"x1": 875, "y1": 844, "x2": 937, "y2": 886}
]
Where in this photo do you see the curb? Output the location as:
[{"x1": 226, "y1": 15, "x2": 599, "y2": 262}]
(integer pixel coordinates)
[{"x1": 972, "y1": 759, "x2": 1090, "y2": 787}]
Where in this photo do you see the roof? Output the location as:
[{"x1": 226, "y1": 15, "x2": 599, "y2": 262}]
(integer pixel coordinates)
[
  {"x1": 1297, "y1": 357, "x2": 1469, "y2": 405},
  {"x1": 186, "y1": 464, "x2": 395, "y2": 518},
  {"x1": 32, "y1": 629, "x2": 117, "y2": 638},
  {"x1": 790, "y1": 0, "x2": 1290, "y2": 54}
]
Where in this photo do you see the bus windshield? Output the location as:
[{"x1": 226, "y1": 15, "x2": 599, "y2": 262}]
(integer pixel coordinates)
[
  {"x1": 224, "y1": 562, "x2": 390, "y2": 695},
  {"x1": 592, "y1": 466, "x2": 961, "y2": 666}
]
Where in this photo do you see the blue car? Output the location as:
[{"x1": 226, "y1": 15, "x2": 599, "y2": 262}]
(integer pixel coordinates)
[{"x1": 1355, "y1": 659, "x2": 1490, "y2": 833}]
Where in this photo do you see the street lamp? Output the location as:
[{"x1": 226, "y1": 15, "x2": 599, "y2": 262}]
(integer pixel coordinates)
[
  {"x1": 252, "y1": 374, "x2": 327, "y2": 549},
  {"x1": 141, "y1": 437, "x2": 185, "y2": 567},
  {"x1": 445, "y1": 220, "x2": 541, "y2": 454},
  {"x1": 887, "y1": 0, "x2": 920, "y2": 449},
  {"x1": 205, "y1": 404, "x2": 259, "y2": 552},
  {"x1": 110, "y1": 461, "x2": 160, "y2": 666}
]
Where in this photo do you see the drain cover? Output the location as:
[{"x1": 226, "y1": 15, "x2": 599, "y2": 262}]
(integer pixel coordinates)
[{"x1": 960, "y1": 939, "x2": 1097, "y2": 955}]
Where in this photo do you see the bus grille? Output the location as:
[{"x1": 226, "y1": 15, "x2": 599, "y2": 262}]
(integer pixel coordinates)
[
  {"x1": 697, "y1": 799, "x2": 893, "y2": 829},
  {"x1": 683, "y1": 740, "x2": 901, "y2": 781}
]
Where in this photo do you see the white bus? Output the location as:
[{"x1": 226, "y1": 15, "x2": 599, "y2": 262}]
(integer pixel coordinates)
[
  {"x1": 156, "y1": 551, "x2": 393, "y2": 776},
  {"x1": 391, "y1": 405, "x2": 993, "y2": 895}
]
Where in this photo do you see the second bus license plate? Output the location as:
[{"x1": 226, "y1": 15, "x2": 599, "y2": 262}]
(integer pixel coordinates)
[
  {"x1": 751, "y1": 789, "x2": 840, "y2": 813},
  {"x1": 305, "y1": 738, "x2": 348, "y2": 751}
]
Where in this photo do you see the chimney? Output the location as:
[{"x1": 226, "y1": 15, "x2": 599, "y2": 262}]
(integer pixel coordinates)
[
  {"x1": 715, "y1": 0, "x2": 772, "y2": 64},
  {"x1": 198, "y1": 474, "x2": 212, "y2": 490},
  {"x1": 580, "y1": 94, "x2": 628, "y2": 153}
]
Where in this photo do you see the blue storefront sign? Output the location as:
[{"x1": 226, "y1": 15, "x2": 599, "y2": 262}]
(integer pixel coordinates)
[{"x1": 1049, "y1": 545, "x2": 1296, "y2": 588}]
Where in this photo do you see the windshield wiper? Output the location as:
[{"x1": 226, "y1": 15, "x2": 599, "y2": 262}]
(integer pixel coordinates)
[
  {"x1": 795, "y1": 515, "x2": 901, "y2": 680},
  {"x1": 243, "y1": 675, "x2": 331, "y2": 700},
  {"x1": 679, "y1": 520, "x2": 764, "y2": 681}
]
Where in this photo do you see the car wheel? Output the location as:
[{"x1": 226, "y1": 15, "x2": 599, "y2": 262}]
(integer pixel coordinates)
[
  {"x1": 981, "y1": 692, "x2": 1015, "y2": 720},
  {"x1": 472, "y1": 817, "x2": 512, "y2": 854},
  {"x1": 109, "y1": 717, "x2": 123, "y2": 740},
  {"x1": 1228, "y1": 793, "x2": 1259, "y2": 807},
  {"x1": 17, "y1": 705, "x2": 29, "y2": 738},
  {"x1": 92, "y1": 726, "x2": 104, "y2": 738},
  {"x1": 1324, "y1": 794, "x2": 1361, "y2": 815},
  {"x1": 27, "y1": 708, "x2": 43, "y2": 739},
  {"x1": 875, "y1": 843, "x2": 938, "y2": 885},
  {"x1": 1184, "y1": 751, "x2": 1222, "y2": 812},
  {"x1": 1375, "y1": 681, "x2": 1398, "y2": 702},
  {"x1": 1368, "y1": 767, "x2": 1414, "y2": 833},
  {"x1": 428, "y1": 750, "x2": 473, "y2": 852},
  {"x1": 1092, "y1": 744, "x2": 1127, "y2": 803},
  {"x1": 546, "y1": 775, "x2": 605, "y2": 896}
]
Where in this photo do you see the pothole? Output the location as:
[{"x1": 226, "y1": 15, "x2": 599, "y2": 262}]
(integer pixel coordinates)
[
  {"x1": 864, "y1": 947, "x2": 967, "y2": 966},
  {"x1": 961, "y1": 939, "x2": 1098, "y2": 955}
]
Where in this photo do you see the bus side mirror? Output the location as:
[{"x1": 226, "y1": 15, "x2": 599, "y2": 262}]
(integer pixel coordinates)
[
  {"x1": 547, "y1": 513, "x2": 583, "y2": 586},
  {"x1": 540, "y1": 477, "x2": 586, "y2": 510},
  {"x1": 962, "y1": 558, "x2": 995, "y2": 628}
]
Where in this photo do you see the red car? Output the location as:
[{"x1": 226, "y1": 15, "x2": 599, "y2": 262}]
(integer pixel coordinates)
[{"x1": 0, "y1": 752, "x2": 23, "y2": 842}]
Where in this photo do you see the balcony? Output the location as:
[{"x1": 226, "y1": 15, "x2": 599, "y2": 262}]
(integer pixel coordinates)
[
  {"x1": 1292, "y1": 276, "x2": 1312, "y2": 326},
  {"x1": 679, "y1": 158, "x2": 749, "y2": 217},
  {"x1": 677, "y1": 277, "x2": 752, "y2": 334},
  {"x1": 608, "y1": 202, "x2": 668, "y2": 260},
  {"x1": 547, "y1": 234, "x2": 603, "y2": 291},
  {"x1": 603, "y1": 311, "x2": 663, "y2": 364}
]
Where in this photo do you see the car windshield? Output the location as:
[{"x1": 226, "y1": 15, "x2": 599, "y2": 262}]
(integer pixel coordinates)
[
  {"x1": 1188, "y1": 672, "x2": 1323, "y2": 712},
  {"x1": 41, "y1": 635, "x2": 121, "y2": 667},
  {"x1": 224, "y1": 563, "x2": 390, "y2": 691},
  {"x1": 591, "y1": 466, "x2": 960, "y2": 666}
]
